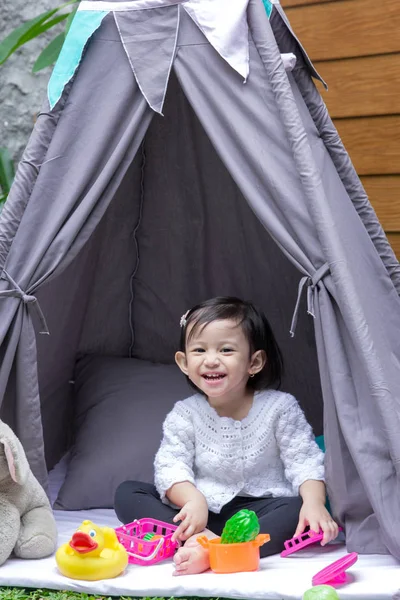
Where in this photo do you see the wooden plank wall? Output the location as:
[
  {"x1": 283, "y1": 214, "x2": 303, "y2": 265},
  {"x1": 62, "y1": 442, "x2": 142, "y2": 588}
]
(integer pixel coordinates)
[{"x1": 281, "y1": 0, "x2": 400, "y2": 258}]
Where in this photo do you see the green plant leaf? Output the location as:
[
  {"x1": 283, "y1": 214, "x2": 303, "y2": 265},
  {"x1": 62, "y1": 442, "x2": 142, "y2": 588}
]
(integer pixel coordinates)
[
  {"x1": 0, "y1": 1, "x2": 77, "y2": 64},
  {"x1": 0, "y1": 148, "x2": 15, "y2": 213},
  {"x1": 28, "y1": 13, "x2": 72, "y2": 40},
  {"x1": 32, "y1": 32, "x2": 66, "y2": 72},
  {"x1": 0, "y1": 147, "x2": 15, "y2": 196}
]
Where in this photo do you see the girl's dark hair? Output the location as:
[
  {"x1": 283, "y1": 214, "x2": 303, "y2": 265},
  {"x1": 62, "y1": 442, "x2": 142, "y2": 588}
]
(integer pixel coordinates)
[{"x1": 179, "y1": 296, "x2": 284, "y2": 391}]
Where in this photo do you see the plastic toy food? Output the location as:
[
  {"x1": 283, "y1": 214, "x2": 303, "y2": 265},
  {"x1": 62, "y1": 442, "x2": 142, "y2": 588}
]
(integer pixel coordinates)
[
  {"x1": 220, "y1": 509, "x2": 260, "y2": 544},
  {"x1": 198, "y1": 533, "x2": 270, "y2": 573},
  {"x1": 303, "y1": 585, "x2": 340, "y2": 599},
  {"x1": 143, "y1": 533, "x2": 163, "y2": 541},
  {"x1": 56, "y1": 520, "x2": 128, "y2": 581},
  {"x1": 115, "y1": 518, "x2": 179, "y2": 566}
]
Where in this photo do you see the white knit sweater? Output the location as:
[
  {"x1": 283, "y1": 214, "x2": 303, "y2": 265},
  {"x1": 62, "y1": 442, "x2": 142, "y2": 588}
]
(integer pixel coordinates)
[{"x1": 154, "y1": 390, "x2": 324, "y2": 513}]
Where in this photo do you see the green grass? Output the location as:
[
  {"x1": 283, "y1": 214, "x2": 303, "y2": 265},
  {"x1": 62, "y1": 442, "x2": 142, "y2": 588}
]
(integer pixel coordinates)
[{"x1": 0, "y1": 591, "x2": 219, "y2": 600}]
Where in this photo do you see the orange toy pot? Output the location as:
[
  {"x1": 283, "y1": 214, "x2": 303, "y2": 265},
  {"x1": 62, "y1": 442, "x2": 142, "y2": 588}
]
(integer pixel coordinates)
[{"x1": 197, "y1": 534, "x2": 270, "y2": 574}]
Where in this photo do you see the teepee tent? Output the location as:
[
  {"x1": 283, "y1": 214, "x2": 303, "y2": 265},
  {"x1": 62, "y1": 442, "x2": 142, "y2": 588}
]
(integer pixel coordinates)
[{"x1": 0, "y1": 0, "x2": 400, "y2": 560}]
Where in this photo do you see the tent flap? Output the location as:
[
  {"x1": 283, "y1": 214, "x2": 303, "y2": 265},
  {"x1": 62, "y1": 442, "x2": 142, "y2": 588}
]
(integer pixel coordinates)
[
  {"x1": 0, "y1": 11, "x2": 154, "y2": 485},
  {"x1": 289, "y1": 62, "x2": 400, "y2": 294},
  {"x1": 247, "y1": 0, "x2": 400, "y2": 557},
  {"x1": 0, "y1": 97, "x2": 64, "y2": 271}
]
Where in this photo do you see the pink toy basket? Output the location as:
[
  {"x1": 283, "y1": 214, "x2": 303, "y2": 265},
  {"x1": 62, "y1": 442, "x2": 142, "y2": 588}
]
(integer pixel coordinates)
[{"x1": 115, "y1": 518, "x2": 179, "y2": 566}]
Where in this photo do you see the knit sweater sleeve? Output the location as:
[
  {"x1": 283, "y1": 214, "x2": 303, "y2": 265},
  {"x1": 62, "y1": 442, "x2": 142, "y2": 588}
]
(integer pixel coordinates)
[
  {"x1": 154, "y1": 401, "x2": 196, "y2": 501},
  {"x1": 275, "y1": 395, "x2": 325, "y2": 493}
]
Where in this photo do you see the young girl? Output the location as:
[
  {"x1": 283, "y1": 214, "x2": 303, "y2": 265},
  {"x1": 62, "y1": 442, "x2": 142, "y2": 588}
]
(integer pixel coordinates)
[{"x1": 114, "y1": 297, "x2": 338, "y2": 575}]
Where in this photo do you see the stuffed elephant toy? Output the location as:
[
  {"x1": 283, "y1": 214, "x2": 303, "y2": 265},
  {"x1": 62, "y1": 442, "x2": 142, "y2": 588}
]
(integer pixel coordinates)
[{"x1": 0, "y1": 419, "x2": 57, "y2": 566}]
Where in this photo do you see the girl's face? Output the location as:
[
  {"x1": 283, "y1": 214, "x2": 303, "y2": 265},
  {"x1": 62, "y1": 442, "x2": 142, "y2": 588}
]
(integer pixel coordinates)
[{"x1": 175, "y1": 319, "x2": 265, "y2": 409}]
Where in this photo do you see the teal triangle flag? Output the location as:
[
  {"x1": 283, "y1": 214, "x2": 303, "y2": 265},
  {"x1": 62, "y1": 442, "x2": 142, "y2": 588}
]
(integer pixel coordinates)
[
  {"x1": 315, "y1": 435, "x2": 332, "y2": 514},
  {"x1": 315, "y1": 435, "x2": 326, "y2": 453},
  {"x1": 262, "y1": 0, "x2": 273, "y2": 18},
  {"x1": 48, "y1": 10, "x2": 109, "y2": 110}
]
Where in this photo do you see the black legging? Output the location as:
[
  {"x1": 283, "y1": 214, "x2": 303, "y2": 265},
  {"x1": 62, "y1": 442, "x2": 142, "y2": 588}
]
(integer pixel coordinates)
[{"x1": 114, "y1": 480, "x2": 302, "y2": 557}]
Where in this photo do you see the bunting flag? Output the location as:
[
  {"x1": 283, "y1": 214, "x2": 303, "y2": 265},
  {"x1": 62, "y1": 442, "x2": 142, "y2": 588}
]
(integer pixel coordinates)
[
  {"x1": 48, "y1": 0, "x2": 258, "y2": 111},
  {"x1": 262, "y1": 0, "x2": 273, "y2": 18},
  {"x1": 114, "y1": 6, "x2": 180, "y2": 114},
  {"x1": 48, "y1": 10, "x2": 108, "y2": 110}
]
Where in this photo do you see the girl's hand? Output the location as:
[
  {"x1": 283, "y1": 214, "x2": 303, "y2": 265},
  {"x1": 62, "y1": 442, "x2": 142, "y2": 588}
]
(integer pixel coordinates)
[
  {"x1": 172, "y1": 495, "x2": 209, "y2": 542},
  {"x1": 295, "y1": 500, "x2": 339, "y2": 546}
]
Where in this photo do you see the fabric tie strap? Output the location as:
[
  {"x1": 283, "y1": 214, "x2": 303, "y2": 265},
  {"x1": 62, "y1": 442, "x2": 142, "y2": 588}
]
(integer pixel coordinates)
[
  {"x1": 290, "y1": 263, "x2": 330, "y2": 337},
  {"x1": 0, "y1": 270, "x2": 50, "y2": 335}
]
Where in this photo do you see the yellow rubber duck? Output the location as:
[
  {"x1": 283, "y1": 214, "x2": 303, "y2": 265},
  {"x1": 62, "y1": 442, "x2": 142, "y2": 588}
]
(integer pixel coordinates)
[{"x1": 56, "y1": 520, "x2": 128, "y2": 581}]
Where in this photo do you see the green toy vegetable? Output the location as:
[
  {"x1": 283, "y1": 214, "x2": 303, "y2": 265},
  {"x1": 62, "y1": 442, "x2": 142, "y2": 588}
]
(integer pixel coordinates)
[
  {"x1": 220, "y1": 509, "x2": 260, "y2": 544},
  {"x1": 303, "y1": 585, "x2": 340, "y2": 600}
]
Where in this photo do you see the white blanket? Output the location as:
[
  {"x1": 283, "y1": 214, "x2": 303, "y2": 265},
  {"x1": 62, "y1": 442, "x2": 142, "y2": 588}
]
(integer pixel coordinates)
[
  {"x1": 0, "y1": 507, "x2": 398, "y2": 600},
  {"x1": 0, "y1": 459, "x2": 395, "y2": 599}
]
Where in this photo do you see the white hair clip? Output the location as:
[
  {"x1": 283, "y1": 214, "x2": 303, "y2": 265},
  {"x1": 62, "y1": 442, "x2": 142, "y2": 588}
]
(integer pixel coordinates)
[{"x1": 180, "y1": 310, "x2": 189, "y2": 328}]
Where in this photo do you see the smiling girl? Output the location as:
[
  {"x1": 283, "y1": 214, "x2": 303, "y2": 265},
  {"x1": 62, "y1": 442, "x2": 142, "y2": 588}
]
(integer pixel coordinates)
[{"x1": 114, "y1": 297, "x2": 338, "y2": 575}]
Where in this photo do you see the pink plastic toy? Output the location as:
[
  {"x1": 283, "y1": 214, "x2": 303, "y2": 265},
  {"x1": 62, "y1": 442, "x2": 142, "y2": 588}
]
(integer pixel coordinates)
[
  {"x1": 281, "y1": 528, "x2": 343, "y2": 558},
  {"x1": 115, "y1": 518, "x2": 179, "y2": 566},
  {"x1": 281, "y1": 529, "x2": 324, "y2": 557},
  {"x1": 312, "y1": 552, "x2": 358, "y2": 586}
]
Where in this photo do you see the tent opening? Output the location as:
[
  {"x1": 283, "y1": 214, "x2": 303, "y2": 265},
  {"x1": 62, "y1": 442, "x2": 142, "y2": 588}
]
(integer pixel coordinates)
[{"x1": 31, "y1": 72, "x2": 323, "y2": 475}]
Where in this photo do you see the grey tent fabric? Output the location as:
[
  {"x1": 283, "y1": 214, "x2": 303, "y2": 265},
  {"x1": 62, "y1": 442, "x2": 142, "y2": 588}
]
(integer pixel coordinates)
[
  {"x1": 0, "y1": 15, "x2": 154, "y2": 483},
  {"x1": 0, "y1": 0, "x2": 400, "y2": 560},
  {"x1": 245, "y1": 0, "x2": 400, "y2": 556},
  {"x1": 0, "y1": 100, "x2": 65, "y2": 270},
  {"x1": 269, "y1": 7, "x2": 400, "y2": 294}
]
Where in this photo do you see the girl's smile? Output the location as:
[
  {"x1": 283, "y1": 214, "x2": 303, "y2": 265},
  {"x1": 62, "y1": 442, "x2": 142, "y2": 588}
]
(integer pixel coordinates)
[{"x1": 201, "y1": 371, "x2": 227, "y2": 389}]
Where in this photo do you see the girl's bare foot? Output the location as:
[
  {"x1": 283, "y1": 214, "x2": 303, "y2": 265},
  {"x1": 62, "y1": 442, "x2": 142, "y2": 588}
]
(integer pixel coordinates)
[{"x1": 173, "y1": 535, "x2": 211, "y2": 576}]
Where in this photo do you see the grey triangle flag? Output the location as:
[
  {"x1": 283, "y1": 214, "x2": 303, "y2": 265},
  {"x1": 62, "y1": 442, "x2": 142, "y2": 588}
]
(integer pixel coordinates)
[{"x1": 114, "y1": 6, "x2": 180, "y2": 114}]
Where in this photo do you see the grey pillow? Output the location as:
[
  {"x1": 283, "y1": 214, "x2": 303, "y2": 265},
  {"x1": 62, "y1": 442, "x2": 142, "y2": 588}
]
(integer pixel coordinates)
[{"x1": 54, "y1": 355, "x2": 191, "y2": 510}]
